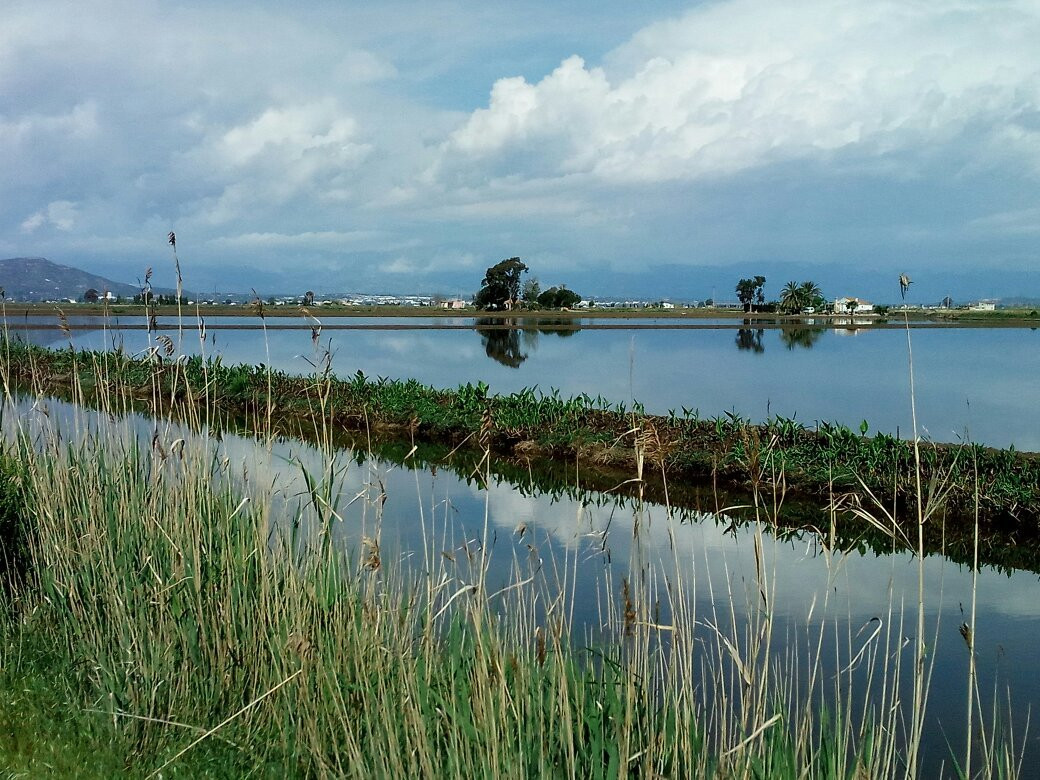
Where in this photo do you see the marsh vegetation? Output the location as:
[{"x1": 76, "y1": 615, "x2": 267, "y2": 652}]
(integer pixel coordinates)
[{"x1": 0, "y1": 303, "x2": 1036, "y2": 776}]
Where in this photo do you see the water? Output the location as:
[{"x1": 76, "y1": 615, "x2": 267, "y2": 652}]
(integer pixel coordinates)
[
  {"x1": 10, "y1": 315, "x2": 1040, "y2": 450},
  {"x1": 7, "y1": 392, "x2": 1039, "y2": 773}
]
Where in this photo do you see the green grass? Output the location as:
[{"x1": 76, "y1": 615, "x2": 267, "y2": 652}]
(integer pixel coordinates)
[
  {"x1": 926, "y1": 307, "x2": 1040, "y2": 322},
  {"x1": 0, "y1": 640, "x2": 135, "y2": 778}
]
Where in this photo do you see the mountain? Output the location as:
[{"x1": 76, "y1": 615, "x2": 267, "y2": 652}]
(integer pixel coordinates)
[
  {"x1": 0, "y1": 257, "x2": 143, "y2": 302},
  {"x1": 998, "y1": 296, "x2": 1040, "y2": 308}
]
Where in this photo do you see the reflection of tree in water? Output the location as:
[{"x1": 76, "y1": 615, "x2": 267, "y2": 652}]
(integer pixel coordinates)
[
  {"x1": 735, "y1": 328, "x2": 765, "y2": 353},
  {"x1": 532, "y1": 319, "x2": 578, "y2": 337},
  {"x1": 478, "y1": 323, "x2": 527, "y2": 368},
  {"x1": 476, "y1": 318, "x2": 580, "y2": 368},
  {"x1": 779, "y1": 327, "x2": 825, "y2": 350}
]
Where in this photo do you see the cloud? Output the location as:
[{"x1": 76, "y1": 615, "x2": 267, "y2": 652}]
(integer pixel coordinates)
[
  {"x1": 21, "y1": 200, "x2": 78, "y2": 233},
  {"x1": 208, "y1": 230, "x2": 384, "y2": 251},
  {"x1": 333, "y1": 50, "x2": 398, "y2": 84},
  {"x1": 438, "y1": 0, "x2": 1040, "y2": 185},
  {"x1": 216, "y1": 102, "x2": 368, "y2": 169},
  {"x1": 382, "y1": 250, "x2": 480, "y2": 275},
  {"x1": 969, "y1": 207, "x2": 1040, "y2": 236},
  {"x1": 19, "y1": 212, "x2": 45, "y2": 233},
  {"x1": 382, "y1": 257, "x2": 422, "y2": 275},
  {"x1": 174, "y1": 99, "x2": 377, "y2": 226},
  {"x1": 0, "y1": 102, "x2": 99, "y2": 146},
  {"x1": 3, "y1": 0, "x2": 1039, "y2": 291}
]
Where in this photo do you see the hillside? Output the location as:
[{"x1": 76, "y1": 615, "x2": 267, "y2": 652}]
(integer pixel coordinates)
[{"x1": 0, "y1": 257, "x2": 142, "y2": 302}]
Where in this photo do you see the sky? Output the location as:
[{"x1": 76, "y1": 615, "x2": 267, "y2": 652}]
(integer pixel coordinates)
[{"x1": 2, "y1": 0, "x2": 1039, "y2": 302}]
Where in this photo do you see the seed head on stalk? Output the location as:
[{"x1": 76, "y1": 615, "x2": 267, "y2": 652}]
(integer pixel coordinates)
[
  {"x1": 251, "y1": 289, "x2": 266, "y2": 320},
  {"x1": 156, "y1": 333, "x2": 175, "y2": 358},
  {"x1": 56, "y1": 308, "x2": 71, "y2": 343},
  {"x1": 167, "y1": 233, "x2": 182, "y2": 290},
  {"x1": 167, "y1": 232, "x2": 186, "y2": 350},
  {"x1": 302, "y1": 306, "x2": 321, "y2": 347},
  {"x1": 899, "y1": 273, "x2": 913, "y2": 300}
]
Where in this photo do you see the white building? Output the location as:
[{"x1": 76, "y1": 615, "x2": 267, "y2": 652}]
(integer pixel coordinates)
[
  {"x1": 969, "y1": 300, "x2": 996, "y2": 311},
  {"x1": 442, "y1": 298, "x2": 467, "y2": 310},
  {"x1": 833, "y1": 296, "x2": 874, "y2": 314}
]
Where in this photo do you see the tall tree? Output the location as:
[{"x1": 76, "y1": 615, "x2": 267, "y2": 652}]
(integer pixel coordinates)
[
  {"x1": 521, "y1": 277, "x2": 541, "y2": 307},
  {"x1": 736, "y1": 276, "x2": 766, "y2": 312},
  {"x1": 779, "y1": 280, "x2": 823, "y2": 313},
  {"x1": 799, "y1": 281, "x2": 823, "y2": 309},
  {"x1": 537, "y1": 285, "x2": 582, "y2": 309},
  {"x1": 779, "y1": 281, "x2": 801, "y2": 313},
  {"x1": 475, "y1": 257, "x2": 528, "y2": 310}
]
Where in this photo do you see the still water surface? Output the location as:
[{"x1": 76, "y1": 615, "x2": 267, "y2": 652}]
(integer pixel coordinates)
[{"x1": 13, "y1": 315, "x2": 1040, "y2": 450}]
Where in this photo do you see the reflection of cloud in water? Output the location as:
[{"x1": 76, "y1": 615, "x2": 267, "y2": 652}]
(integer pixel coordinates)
[
  {"x1": 372, "y1": 333, "x2": 480, "y2": 362},
  {"x1": 482, "y1": 477, "x2": 1040, "y2": 625},
  {"x1": 6, "y1": 393, "x2": 1040, "y2": 634},
  {"x1": 7, "y1": 328, "x2": 81, "y2": 349},
  {"x1": 484, "y1": 482, "x2": 598, "y2": 550}
]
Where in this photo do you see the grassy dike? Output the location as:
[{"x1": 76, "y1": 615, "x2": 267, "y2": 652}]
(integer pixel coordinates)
[
  {"x1": 5, "y1": 337, "x2": 1039, "y2": 532},
  {"x1": 4, "y1": 360, "x2": 1039, "y2": 575}
]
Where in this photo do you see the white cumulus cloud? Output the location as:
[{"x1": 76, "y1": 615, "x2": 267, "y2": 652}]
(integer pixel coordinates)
[
  {"x1": 438, "y1": 0, "x2": 1040, "y2": 184},
  {"x1": 218, "y1": 102, "x2": 368, "y2": 168},
  {"x1": 208, "y1": 230, "x2": 385, "y2": 250},
  {"x1": 21, "y1": 200, "x2": 79, "y2": 233}
]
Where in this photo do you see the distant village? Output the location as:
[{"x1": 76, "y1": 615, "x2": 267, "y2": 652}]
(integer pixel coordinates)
[
  {"x1": 0, "y1": 256, "x2": 1015, "y2": 312},
  {"x1": 62, "y1": 287, "x2": 1002, "y2": 314}
]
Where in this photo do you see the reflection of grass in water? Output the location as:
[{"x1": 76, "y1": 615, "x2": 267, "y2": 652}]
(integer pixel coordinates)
[{"x1": 0, "y1": 333, "x2": 1026, "y2": 776}]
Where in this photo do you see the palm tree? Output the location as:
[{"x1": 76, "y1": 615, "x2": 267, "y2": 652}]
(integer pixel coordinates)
[
  {"x1": 780, "y1": 280, "x2": 823, "y2": 313},
  {"x1": 780, "y1": 281, "x2": 801, "y2": 313},
  {"x1": 799, "y1": 281, "x2": 822, "y2": 309}
]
